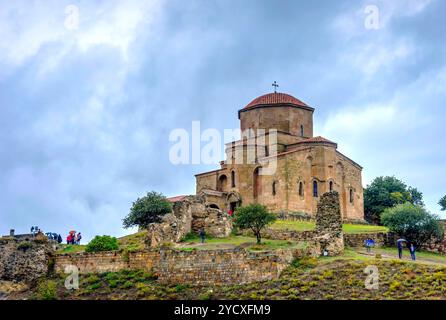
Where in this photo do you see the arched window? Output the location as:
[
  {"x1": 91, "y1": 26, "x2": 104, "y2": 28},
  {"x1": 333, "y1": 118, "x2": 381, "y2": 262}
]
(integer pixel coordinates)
[
  {"x1": 272, "y1": 181, "x2": 277, "y2": 196},
  {"x1": 231, "y1": 170, "x2": 236, "y2": 188},
  {"x1": 298, "y1": 181, "x2": 304, "y2": 197},
  {"x1": 300, "y1": 125, "x2": 304, "y2": 137},
  {"x1": 329, "y1": 181, "x2": 334, "y2": 192},
  {"x1": 313, "y1": 180, "x2": 318, "y2": 198},
  {"x1": 350, "y1": 188, "x2": 354, "y2": 204},
  {"x1": 218, "y1": 175, "x2": 228, "y2": 192},
  {"x1": 253, "y1": 167, "x2": 261, "y2": 199}
]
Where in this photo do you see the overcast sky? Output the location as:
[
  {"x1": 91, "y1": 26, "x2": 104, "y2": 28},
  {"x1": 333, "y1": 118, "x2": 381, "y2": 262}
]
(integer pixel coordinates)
[{"x1": 1, "y1": 0, "x2": 445, "y2": 241}]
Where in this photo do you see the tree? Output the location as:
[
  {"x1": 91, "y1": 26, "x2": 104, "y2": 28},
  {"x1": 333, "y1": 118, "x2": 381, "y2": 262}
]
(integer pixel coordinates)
[
  {"x1": 123, "y1": 191, "x2": 172, "y2": 229},
  {"x1": 85, "y1": 235, "x2": 119, "y2": 253},
  {"x1": 439, "y1": 195, "x2": 446, "y2": 211},
  {"x1": 364, "y1": 176, "x2": 424, "y2": 224},
  {"x1": 232, "y1": 203, "x2": 276, "y2": 244},
  {"x1": 381, "y1": 203, "x2": 443, "y2": 247}
]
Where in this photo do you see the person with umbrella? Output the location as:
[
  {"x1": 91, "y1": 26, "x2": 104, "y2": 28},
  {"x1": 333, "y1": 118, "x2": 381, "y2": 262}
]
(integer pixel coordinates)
[{"x1": 396, "y1": 239, "x2": 407, "y2": 259}]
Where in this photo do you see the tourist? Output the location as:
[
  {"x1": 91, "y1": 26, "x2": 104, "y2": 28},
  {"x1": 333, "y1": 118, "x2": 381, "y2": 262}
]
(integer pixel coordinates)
[
  {"x1": 57, "y1": 234, "x2": 62, "y2": 244},
  {"x1": 364, "y1": 238, "x2": 370, "y2": 252},
  {"x1": 228, "y1": 209, "x2": 233, "y2": 216},
  {"x1": 76, "y1": 232, "x2": 82, "y2": 245},
  {"x1": 31, "y1": 226, "x2": 35, "y2": 237},
  {"x1": 410, "y1": 243, "x2": 416, "y2": 261},
  {"x1": 67, "y1": 233, "x2": 73, "y2": 245},
  {"x1": 397, "y1": 239, "x2": 405, "y2": 259},
  {"x1": 199, "y1": 229, "x2": 206, "y2": 243}
]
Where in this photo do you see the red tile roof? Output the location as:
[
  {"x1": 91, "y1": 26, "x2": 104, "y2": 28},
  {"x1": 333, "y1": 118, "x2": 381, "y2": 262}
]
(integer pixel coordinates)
[
  {"x1": 288, "y1": 136, "x2": 337, "y2": 147},
  {"x1": 167, "y1": 195, "x2": 187, "y2": 203},
  {"x1": 244, "y1": 92, "x2": 309, "y2": 109},
  {"x1": 305, "y1": 136, "x2": 336, "y2": 144}
]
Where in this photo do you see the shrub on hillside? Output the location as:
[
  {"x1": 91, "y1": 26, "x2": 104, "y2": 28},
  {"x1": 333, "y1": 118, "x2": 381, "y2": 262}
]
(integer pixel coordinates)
[
  {"x1": 233, "y1": 204, "x2": 276, "y2": 244},
  {"x1": 123, "y1": 191, "x2": 172, "y2": 229},
  {"x1": 381, "y1": 203, "x2": 444, "y2": 246},
  {"x1": 85, "y1": 235, "x2": 119, "y2": 253},
  {"x1": 35, "y1": 280, "x2": 57, "y2": 300}
]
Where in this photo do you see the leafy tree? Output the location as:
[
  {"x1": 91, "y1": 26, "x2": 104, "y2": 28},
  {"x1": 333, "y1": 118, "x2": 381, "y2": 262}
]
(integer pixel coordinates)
[
  {"x1": 381, "y1": 203, "x2": 443, "y2": 247},
  {"x1": 85, "y1": 235, "x2": 119, "y2": 253},
  {"x1": 123, "y1": 191, "x2": 172, "y2": 229},
  {"x1": 233, "y1": 204, "x2": 276, "y2": 244},
  {"x1": 364, "y1": 176, "x2": 424, "y2": 224},
  {"x1": 439, "y1": 195, "x2": 446, "y2": 211}
]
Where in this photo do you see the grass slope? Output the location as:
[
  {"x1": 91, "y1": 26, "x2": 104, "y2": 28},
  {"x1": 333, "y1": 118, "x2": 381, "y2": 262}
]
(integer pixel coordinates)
[
  {"x1": 271, "y1": 220, "x2": 389, "y2": 234},
  {"x1": 31, "y1": 250, "x2": 446, "y2": 300}
]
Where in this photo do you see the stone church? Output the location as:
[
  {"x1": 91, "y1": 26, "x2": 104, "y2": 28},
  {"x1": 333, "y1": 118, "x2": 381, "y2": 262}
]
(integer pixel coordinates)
[{"x1": 194, "y1": 91, "x2": 364, "y2": 222}]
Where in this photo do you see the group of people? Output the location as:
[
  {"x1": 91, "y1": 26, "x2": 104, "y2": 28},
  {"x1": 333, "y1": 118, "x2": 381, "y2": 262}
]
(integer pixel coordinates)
[
  {"x1": 30, "y1": 226, "x2": 42, "y2": 236},
  {"x1": 364, "y1": 237, "x2": 416, "y2": 261},
  {"x1": 397, "y1": 239, "x2": 417, "y2": 261},
  {"x1": 67, "y1": 231, "x2": 82, "y2": 245}
]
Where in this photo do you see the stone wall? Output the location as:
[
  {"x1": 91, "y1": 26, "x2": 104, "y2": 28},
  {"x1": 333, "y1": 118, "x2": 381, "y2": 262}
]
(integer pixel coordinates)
[
  {"x1": 344, "y1": 232, "x2": 393, "y2": 247},
  {"x1": 55, "y1": 246, "x2": 317, "y2": 285},
  {"x1": 55, "y1": 250, "x2": 160, "y2": 274},
  {"x1": 0, "y1": 237, "x2": 53, "y2": 284}
]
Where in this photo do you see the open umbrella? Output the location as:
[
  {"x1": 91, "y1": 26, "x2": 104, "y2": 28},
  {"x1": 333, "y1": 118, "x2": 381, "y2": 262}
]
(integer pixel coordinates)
[{"x1": 396, "y1": 239, "x2": 407, "y2": 243}]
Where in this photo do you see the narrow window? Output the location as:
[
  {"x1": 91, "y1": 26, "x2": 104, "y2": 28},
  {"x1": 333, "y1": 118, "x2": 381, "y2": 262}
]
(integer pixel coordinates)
[
  {"x1": 298, "y1": 182, "x2": 304, "y2": 197},
  {"x1": 231, "y1": 171, "x2": 236, "y2": 188},
  {"x1": 300, "y1": 125, "x2": 304, "y2": 137},
  {"x1": 313, "y1": 180, "x2": 318, "y2": 197},
  {"x1": 272, "y1": 181, "x2": 277, "y2": 196},
  {"x1": 265, "y1": 145, "x2": 269, "y2": 157},
  {"x1": 350, "y1": 189, "x2": 354, "y2": 203},
  {"x1": 329, "y1": 181, "x2": 333, "y2": 192}
]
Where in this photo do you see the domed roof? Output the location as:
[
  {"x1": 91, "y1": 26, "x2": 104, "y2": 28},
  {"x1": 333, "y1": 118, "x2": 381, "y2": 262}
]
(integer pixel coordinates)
[{"x1": 243, "y1": 92, "x2": 310, "y2": 110}]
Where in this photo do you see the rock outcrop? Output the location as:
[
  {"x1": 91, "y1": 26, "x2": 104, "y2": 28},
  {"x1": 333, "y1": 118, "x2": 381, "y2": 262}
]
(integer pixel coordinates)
[{"x1": 0, "y1": 237, "x2": 53, "y2": 284}]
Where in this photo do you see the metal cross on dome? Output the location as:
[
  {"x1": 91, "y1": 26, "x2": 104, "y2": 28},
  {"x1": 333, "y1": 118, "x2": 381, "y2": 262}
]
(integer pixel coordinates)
[{"x1": 272, "y1": 81, "x2": 279, "y2": 93}]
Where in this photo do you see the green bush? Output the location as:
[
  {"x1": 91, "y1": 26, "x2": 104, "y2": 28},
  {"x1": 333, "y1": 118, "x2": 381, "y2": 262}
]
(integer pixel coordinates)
[
  {"x1": 123, "y1": 191, "x2": 172, "y2": 229},
  {"x1": 180, "y1": 232, "x2": 198, "y2": 242},
  {"x1": 85, "y1": 235, "x2": 119, "y2": 253},
  {"x1": 17, "y1": 241, "x2": 33, "y2": 251},
  {"x1": 381, "y1": 203, "x2": 444, "y2": 246},
  {"x1": 36, "y1": 280, "x2": 57, "y2": 300}
]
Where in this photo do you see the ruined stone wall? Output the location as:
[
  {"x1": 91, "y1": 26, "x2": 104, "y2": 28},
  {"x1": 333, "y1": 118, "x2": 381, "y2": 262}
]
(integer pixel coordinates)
[
  {"x1": 55, "y1": 246, "x2": 316, "y2": 285},
  {"x1": 0, "y1": 237, "x2": 53, "y2": 284},
  {"x1": 55, "y1": 250, "x2": 160, "y2": 274},
  {"x1": 147, "y1": 196, "x2": 232, "y2": 247},
  {"x1": 314, "y1": 191, "x2": 344, "y2": 256}
]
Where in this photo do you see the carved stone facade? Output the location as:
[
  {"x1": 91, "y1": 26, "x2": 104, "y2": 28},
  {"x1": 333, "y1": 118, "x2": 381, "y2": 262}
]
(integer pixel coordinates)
[{"x1": 195, "y1": 92, "x2": 364, "y2": 221}]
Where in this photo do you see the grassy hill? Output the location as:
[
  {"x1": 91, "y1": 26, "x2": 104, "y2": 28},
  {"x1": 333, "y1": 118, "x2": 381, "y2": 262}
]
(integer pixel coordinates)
[{"x1": 27, "y1": 249, "x2": 446, "y2": 300}]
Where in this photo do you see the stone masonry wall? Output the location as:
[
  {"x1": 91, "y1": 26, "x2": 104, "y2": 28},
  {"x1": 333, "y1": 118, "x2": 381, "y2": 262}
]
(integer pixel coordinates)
[
  {"x1": 55, "y1": 246, "x2": 317, "y2": 285},
  {"x1": 314, "y1": 191, "x2": 344, "y2": 255}
]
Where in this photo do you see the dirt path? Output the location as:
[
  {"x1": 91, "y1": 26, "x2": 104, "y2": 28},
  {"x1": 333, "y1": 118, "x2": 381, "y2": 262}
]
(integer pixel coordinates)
[{"x1": 353, "y1": 248, "x2": 446, "y2": 266}]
